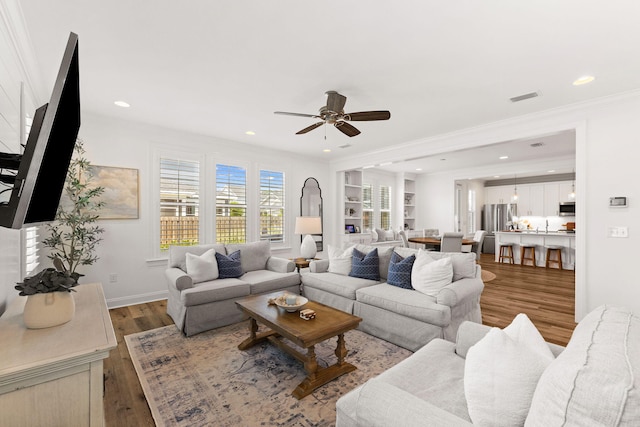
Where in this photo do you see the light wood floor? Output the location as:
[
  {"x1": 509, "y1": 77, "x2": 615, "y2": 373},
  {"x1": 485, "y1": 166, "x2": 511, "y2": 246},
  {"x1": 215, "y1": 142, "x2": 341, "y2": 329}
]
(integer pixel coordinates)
[{"x1": 104, "y1": 255, "x2": 576, "y2": 425}]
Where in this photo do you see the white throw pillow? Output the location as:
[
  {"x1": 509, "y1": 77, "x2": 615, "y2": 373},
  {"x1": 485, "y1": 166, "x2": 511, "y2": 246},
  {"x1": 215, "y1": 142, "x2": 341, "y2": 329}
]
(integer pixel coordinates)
[
  {"x1": 185, "y1": 248, "x2": 218, "y2": 284},
  {"x1": 411, "y1": 250, "x2": 453, "y2": 296},
  {"x1": 464, "y1": 314, "x2": 555, "y2": 427},
  {"x1": 327, "y1": 245, "x2": 354, "y2": 276}
]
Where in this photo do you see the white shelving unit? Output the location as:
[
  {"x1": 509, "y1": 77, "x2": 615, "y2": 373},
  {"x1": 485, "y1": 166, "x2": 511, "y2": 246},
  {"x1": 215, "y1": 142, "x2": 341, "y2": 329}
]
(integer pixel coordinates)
[
  {"x1": 404, "y1": 177, "x2": 416, "y2": 230},
  {"x1": 344, "y1": 169, "x2": 363, "y2": 234}
]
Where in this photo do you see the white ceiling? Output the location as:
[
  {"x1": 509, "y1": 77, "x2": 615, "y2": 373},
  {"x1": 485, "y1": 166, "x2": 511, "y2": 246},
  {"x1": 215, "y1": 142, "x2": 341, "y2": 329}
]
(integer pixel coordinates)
[{"x1": 17, "y1": 1, "x2": 640, "y2": 175}]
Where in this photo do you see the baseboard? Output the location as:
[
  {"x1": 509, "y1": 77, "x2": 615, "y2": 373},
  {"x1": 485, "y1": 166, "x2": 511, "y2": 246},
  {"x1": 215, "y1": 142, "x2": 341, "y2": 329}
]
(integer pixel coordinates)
[{"x1": 107, "y1": 290, "x2": 168, "y2": 309}]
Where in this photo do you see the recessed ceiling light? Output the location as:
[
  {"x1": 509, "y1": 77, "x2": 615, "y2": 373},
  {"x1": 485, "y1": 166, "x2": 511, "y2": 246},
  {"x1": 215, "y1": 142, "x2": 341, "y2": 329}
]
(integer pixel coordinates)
[
  {"x1": 415, "y1": 168, "x2": 422, "y2": 171},
  {"x1": 114, "y1": 100, "x2": 130, "y2": 108},
  {"x1": 547, "y1": 169, "x2": 556, "y2": 173},
  {"x1": 573, "y1": 75, "x2": 595, "y2": 86},
  {"x1": 362, "y1": 165, "x2": 375, "y2": 169},
  {"x1": 245, "y1": 131, "x2": 255, "y2": 136},
  {"x1": 494, "y1": 175, "x2": 501, "y2": 178},
  {"x1": 499, "y1": 156, "x2": 509, "y2": 160},
  {"x1": 379, "y1": 161, "x2": 393, "y2": 166},
  {"x1": 323, "y1": 149, "x2": 331, "y2": 153}
]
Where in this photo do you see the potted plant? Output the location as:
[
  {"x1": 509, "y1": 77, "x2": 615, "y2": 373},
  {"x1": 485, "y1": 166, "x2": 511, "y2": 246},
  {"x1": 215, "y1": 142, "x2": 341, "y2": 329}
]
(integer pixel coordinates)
[
  {"x1": 16, "y1": 268, "x2": 84, "y2": 329},
  {"x1": 21, "y1": 138, "x2": 105, "y2": 329}
]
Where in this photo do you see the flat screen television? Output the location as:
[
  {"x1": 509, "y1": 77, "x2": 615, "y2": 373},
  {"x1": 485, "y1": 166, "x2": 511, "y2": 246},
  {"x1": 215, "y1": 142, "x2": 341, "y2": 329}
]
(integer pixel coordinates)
[{"x1": 0, "y1": 32, "x2": 80, "y2": 229}]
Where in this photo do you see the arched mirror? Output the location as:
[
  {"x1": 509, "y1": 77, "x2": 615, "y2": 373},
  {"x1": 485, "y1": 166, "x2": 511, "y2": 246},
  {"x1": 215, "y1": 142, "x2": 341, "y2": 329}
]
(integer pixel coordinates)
[{"x1": 300, "y1": 177, "x2": 323, "y2": 252}]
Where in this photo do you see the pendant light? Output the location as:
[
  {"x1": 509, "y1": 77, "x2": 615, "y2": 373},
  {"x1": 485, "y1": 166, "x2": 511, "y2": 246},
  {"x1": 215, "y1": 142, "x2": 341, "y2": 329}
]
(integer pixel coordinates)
[
  {"x1": 512, "y1": 174, "x2": 518, "y2": 201},
  {"x1": 568, "y1": 169, "x2": 576, "y2": 199}
]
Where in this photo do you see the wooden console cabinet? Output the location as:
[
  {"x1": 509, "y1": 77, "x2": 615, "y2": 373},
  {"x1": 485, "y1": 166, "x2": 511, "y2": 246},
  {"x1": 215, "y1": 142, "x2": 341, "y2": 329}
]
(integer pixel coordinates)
[{"x1": 0, "y1": 283, "x2": 116, "y2": 426}]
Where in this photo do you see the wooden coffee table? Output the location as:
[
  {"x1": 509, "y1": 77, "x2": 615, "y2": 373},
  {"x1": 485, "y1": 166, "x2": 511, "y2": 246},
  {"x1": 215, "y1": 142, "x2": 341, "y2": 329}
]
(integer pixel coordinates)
[{"x1": 235, "y1": 292, "x2": 362, "y2": 399}]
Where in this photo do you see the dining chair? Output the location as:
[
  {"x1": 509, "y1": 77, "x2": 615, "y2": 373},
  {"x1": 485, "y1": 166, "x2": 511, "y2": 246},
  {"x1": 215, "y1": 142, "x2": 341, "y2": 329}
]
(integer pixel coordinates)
[
  {"x1": 440, "y1": 232, "x2": 464, "y2": 252},
  {"x1": 462, "y1": 230, "x2": 487, "y2": 260},
  {"x1": 398, "y1": 230, "x2": 409, "y2": 248},
  {"x1": 423, "y1": 228, "x2": 439, "y2": 237}
]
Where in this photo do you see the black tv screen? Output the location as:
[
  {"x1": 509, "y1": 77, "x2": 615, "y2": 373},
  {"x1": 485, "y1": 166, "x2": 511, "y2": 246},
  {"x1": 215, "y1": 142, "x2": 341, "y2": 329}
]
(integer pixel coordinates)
[{"x1": 0, "y1": 32, "x2": 80, "y2": 229}]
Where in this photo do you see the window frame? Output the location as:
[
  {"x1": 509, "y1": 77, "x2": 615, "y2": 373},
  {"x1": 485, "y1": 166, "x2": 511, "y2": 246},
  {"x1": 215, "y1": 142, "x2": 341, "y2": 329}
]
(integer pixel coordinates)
[{"x1": 258, "y1": 168, "x2": 286, "y2": 246}]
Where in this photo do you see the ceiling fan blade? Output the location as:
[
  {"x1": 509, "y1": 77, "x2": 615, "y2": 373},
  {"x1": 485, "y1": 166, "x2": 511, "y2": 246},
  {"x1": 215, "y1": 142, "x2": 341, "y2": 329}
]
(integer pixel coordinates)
[
  {"x1": 344, "y1": 111, "x2": 391, "y2": 121},
  {"x1": 334, "y1": 121, "x2": 361, "y2": 137},
  {"x1": 274, "y1": 111, "x2": 321, "y2": 119},
  {"x1": 296, "y1": 122, "x2": 324, "y2": 135},
  {"x1": 326, "y1": 91, "x2": 347, "y2": 113}
]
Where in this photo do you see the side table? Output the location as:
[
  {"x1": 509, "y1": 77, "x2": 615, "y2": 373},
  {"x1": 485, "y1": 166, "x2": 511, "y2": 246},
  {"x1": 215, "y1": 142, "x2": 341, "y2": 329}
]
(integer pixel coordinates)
[{"x1": 291, "y1": 257, "x2": 319, "y2": 273}]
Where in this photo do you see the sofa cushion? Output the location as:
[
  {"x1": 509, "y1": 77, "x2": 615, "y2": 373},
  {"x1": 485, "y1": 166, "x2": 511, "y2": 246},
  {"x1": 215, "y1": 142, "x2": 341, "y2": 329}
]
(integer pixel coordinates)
[
  {"x1": 241, "y1": 270, "x2": 301, "y2": 294},
  {"x1": 412, "y1": 251, "x2": 453, "y2": 296},
  {"x1": 180, "y1": 278, "x2": 250, "y2": 306},
  {"x1": 185, "y1": 248, "x2": 219, "y2": 284},
  {"x1": 216, "y1": 250, "x2": 243, "y2": 279},
  {"x1": 426, "y1": 251, "x2": 476, "y2": 281},
  {"x1": 302, "y1": 271, "x2": 378, "y2": 300},
  {"x1": 375, "y1": 228, "x2": 388, "y2": 241},
  {"x1": 525, "y1": 305, "x2": 640, "y2": 426},
  {"x1": 387, "y1": 251, "x2": 416, "y2": 289},
  {"x1": 356, "y1": 284, "x2": 450, "y2": 326},
  {"x1": 226, "y1": 240, "x2": 271, "y2": 273},
  {"x1": 349, "y1": 248, "x2": 380, "y2": 281},
  {"x1": 465, "y1": 314, "x2": 554, "y2": 427},
  {"x1": 168, "y1": 244, "x2": 226, "y2": 271},
  {"x1": 328, "y1": 244, "x2": 354, "y2": 276}
]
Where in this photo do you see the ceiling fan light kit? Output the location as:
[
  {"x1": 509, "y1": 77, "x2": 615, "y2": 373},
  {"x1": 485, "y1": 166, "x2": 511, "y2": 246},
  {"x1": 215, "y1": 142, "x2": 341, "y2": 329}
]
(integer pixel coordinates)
[{"x1": 275, "y1": 90, "x2": 390, "y2": 137}]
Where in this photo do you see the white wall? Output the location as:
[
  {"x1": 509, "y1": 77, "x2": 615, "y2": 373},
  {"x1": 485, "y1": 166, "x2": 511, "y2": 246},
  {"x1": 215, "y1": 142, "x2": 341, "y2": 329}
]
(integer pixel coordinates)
[{"x1": 45, "y1": 112, "x2": 330, "y2": 308}]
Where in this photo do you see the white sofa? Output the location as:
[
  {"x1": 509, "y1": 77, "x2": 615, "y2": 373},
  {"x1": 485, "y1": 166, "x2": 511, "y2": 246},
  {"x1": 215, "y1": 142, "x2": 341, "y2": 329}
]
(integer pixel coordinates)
[
  {"x1": 301, "y1": 244, "x2": 484, "y2": 351},
  {"x1": 165, "y1": 241, "x2": 300, "y2": 336},
  {"x1": 337, "y1": 305, "x2": 640, "y2": 426}
]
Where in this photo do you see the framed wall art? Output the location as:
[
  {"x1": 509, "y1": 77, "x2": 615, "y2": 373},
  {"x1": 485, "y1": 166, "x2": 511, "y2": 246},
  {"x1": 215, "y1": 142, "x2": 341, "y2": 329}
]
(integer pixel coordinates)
[{"x1": 89, "y1": 166, "x2": 139, "y2": 219}]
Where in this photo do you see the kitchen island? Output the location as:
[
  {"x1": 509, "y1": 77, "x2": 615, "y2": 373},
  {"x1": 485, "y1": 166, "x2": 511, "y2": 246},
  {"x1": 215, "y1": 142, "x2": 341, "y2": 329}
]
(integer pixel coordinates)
[{"x1": 494, "y1": 231, "x2": 575, "y2": 270}]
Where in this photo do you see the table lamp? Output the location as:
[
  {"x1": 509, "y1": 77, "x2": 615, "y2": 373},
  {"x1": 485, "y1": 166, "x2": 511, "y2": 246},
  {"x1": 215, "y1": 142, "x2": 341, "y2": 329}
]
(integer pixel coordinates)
[{"x1": 295, "y1": 216, "x2": 322, "y2": 260}]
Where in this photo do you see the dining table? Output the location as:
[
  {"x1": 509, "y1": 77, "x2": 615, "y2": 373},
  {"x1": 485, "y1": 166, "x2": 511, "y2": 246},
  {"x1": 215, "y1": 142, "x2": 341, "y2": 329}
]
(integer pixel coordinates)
[{"x1": 408, "y1": 236, "x2": 476, "y2": 250}]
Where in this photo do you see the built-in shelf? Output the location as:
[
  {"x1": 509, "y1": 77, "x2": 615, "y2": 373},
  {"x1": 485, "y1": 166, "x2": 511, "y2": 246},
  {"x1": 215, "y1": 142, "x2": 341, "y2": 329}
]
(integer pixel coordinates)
[{"x1": 404, "y1": 177, "x2": 417, "y2": 230}]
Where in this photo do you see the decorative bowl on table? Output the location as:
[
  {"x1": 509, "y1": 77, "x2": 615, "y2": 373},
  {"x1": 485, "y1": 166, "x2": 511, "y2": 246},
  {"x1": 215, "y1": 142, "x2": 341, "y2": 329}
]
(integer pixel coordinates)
[{"x1": 273, "y1": 294, "x2": 308, "y2": 312}]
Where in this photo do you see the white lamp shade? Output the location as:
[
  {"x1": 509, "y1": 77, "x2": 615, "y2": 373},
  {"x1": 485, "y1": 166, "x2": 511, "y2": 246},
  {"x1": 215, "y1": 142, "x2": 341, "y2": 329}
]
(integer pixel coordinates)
[
  {"x1": 295, "y1": 216, "x2": 322, "y2": 235},
  {"x1": 295, "y1": 217, "x2": 321, "y2": 259}
]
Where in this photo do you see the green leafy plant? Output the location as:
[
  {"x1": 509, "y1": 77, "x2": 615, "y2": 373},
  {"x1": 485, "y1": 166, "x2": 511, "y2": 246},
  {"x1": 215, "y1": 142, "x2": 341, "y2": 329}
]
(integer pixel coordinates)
[
  {"x1": 42, "y1": 138, "x2": 105, "y2": 274},
  {"x1": 15, "y1": 268, "x2": 83, "y2": 295}
]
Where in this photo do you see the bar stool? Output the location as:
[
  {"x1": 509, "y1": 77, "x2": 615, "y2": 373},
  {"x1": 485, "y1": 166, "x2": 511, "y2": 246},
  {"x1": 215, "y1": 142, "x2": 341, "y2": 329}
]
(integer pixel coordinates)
[
  {"x1": 521, "y1": 244, "x2": 537, "y2": 267},
  {"x1": 545, "y1": 245, "x2": 563, "y2": 270},
  {"x1": 498, "y1": 243, "x2": 515, "y2": 264}
]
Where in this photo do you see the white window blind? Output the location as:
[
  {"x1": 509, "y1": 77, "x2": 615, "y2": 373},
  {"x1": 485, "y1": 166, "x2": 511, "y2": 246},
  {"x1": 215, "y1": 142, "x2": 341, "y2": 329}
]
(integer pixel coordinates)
[
  {"x1": 467, "y1": 189, "x2": 476, "y2": 234},
  {"x1": 259, "y1": 170, "x2": 284, "y2": 243},
  {"x1": 379, "y1": 185, "x2": 391, "y2": 229},
  {"x1": 216, "y1": 164, "x2": 247, "y2": 243},
  {"x1": 159, "y1": 158, "x2": 200, "y2": 251},
  {"x1": 362, "y1": 183, "x2": 372, "y2": 231},
  {"x1": 23, "y1": 226, "x2": 40, "y2": 276}
]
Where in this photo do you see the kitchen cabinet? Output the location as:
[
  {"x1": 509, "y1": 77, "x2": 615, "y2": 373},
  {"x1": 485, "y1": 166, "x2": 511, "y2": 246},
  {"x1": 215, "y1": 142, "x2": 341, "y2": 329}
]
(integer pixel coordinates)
[
  {"x1": 517, "y1": 184, "x2": 544, "y2": 216},
  {"x1": 557, "y1": 182, "x2": 575, "y2": 203},
  {"x1": 486, "y1": 186, "x2": 515, "y2": 204},
  {"x1": 544, "y1": 183, "x2": 560, "y2": 216}
]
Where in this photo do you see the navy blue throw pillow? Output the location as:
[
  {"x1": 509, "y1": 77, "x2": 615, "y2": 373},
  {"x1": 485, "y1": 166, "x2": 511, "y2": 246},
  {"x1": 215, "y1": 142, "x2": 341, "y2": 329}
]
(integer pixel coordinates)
[
  {"x1": 349, "y1": 248, "x2": 380, "y2": 281},
  {"x1": 216, "y1": 250, "x2": 243, "y2": 279},
  {"x1": 387, "y1": 251, "x2": 416, "y2": 289}
]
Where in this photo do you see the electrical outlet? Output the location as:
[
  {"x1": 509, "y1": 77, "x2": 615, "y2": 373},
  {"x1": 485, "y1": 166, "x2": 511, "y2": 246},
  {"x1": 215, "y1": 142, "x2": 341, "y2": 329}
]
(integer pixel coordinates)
[
  {"x1": 109, "y1": 273, "x2": 118, "y2": 283},
  {"x1": 608, "y1": 226, "x2": 629, "y2": 238}
]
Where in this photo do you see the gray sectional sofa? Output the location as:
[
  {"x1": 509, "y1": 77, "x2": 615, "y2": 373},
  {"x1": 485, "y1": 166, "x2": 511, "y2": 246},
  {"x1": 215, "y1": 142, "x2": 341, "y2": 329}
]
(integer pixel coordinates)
[
  {"x1": 301, "y1": 244, "x2": 484, "y2": 351},
  {"x1": 336, "y1": 305, "x2": 640, "y2": 426},
  {"x1": 165, "y1": 241, "x2": 300, "y2": 336}
]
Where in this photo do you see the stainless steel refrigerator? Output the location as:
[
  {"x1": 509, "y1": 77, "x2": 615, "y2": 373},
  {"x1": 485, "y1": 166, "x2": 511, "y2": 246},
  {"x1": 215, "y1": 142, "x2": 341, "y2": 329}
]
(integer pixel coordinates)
[{"x1": 481, "y1": 203, "x2": 517, "y2": 253}]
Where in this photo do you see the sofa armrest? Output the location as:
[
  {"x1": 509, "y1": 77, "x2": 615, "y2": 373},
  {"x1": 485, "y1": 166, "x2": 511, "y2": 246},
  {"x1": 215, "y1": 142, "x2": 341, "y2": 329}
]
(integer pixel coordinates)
[
  {"x1": 436, "y1": 277, "x2": 484, "y2": 307},
  {"x1": 310, "y1": 259, "x2": 330, "y2": 273},
  {"x1": 266, "y1": 256, "x2": 295, "y2": 273},
  {"x1": 356, "y1": 380, "x2": 472, "y2": 427},
  {"x1": 455, "y1": 321, "x2": 492, "y2": 358},
  {"x1": 165, "y1": 267, "x2": 193, "y2": 291}
]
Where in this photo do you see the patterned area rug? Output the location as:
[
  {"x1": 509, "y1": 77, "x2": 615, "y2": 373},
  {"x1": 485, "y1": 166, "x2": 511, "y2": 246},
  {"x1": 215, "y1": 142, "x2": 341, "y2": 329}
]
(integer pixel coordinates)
[
  {"x1": 481, "y1": 269, "x2": 497, "y2": 282},
  {"x1": 125, "y1": 322, "x2": 412, "y2": 426}
]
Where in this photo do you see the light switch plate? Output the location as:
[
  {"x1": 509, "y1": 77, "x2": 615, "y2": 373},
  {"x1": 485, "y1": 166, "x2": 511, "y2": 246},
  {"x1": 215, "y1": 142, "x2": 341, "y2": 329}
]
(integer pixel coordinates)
[{"x1": 608, "y1": 226, "x2": 629, "y2": 238}]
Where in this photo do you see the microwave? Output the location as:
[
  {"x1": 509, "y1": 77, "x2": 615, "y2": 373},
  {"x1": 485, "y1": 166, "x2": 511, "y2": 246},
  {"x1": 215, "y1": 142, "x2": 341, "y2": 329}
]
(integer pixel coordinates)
[{"x1": 559, "y1": 202, "x2": 576, "y2": 216}]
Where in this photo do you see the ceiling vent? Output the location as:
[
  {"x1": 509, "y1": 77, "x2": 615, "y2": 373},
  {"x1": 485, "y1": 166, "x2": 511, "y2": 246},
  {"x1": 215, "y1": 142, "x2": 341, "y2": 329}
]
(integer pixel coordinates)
[
  {"x1": 510, "y1": 91, "x2": 540, "y2": 103},
  {"x1": 530, "y1": 142, "x2": 545, "y2": 148}
]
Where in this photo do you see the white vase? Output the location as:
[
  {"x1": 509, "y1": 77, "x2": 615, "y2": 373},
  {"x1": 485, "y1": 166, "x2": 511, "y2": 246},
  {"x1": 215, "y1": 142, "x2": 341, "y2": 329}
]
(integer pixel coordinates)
[{"x1": 23, "y1": 291, "x2": 75, "y2": 329}]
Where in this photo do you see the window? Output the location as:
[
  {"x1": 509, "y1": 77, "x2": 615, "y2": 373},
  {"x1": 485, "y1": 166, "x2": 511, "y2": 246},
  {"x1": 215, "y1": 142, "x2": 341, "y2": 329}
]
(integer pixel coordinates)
[
  {"x1": 216, "y1": 164, "x2": 247, "y2": 243},
  {"x1": 259, "y1": 169, "x2": 284, "y2": 243},
  {"x1": 362, "y1": 183, "x2": 372, "y2": 231},
  {"x1": 467, "y1": 189, "x2": 476, "y2": 234},
  {"x1": 159, "y1": 158, "x2": 200, "y2": 251},
  {"x1": 379, "y1": 185, "x2": 391, "y2": 229},
  {"x1": 23, "y1": 226, "x2": 40, "y2": 276}
]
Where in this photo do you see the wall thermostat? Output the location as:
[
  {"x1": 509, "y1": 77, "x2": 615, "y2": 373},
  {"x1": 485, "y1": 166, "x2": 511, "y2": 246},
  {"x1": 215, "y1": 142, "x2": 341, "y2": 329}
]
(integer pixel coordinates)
[{"x1": 609, "y1": 196, "x2": 627, "y2": 207}]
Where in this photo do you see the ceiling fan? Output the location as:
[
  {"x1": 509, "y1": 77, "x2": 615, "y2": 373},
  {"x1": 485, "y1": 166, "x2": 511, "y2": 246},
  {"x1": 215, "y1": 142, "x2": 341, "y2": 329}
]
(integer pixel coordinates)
[{"x1": 274, "y1": 90, "x2": 391, "y2": 137}]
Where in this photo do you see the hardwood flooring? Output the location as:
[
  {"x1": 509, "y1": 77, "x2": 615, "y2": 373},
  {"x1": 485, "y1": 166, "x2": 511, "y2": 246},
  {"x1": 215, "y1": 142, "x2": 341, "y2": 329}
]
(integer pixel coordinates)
[{"x1": 103, "y1": 255, "x2": 576, "y2": 425}]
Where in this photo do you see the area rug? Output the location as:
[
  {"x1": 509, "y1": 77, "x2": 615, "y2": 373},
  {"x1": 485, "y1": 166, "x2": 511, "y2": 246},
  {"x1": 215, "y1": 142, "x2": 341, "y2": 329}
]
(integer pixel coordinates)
[
  {"x1": 481, "y1": 269, "x2": 497, "y2": 282},
  {"x1": 125, "y1": 322, "x2": 412, "y2": 426}
]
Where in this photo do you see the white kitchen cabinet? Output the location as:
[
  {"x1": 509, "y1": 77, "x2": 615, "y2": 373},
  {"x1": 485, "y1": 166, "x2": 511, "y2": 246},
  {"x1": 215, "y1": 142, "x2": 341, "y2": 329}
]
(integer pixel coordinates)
[
  {"x1": 544, "y1": 183, "x2": 560, "y2": 216},
  {"x1": 517, "y1": 184, "x2": 544, "y2": 216},
  {"x1": 486, "y1": 185, "x2": 515, "y2": 204},
  {"x1": 557, "y1": 182, "x2": 576, "y2": 202}
]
